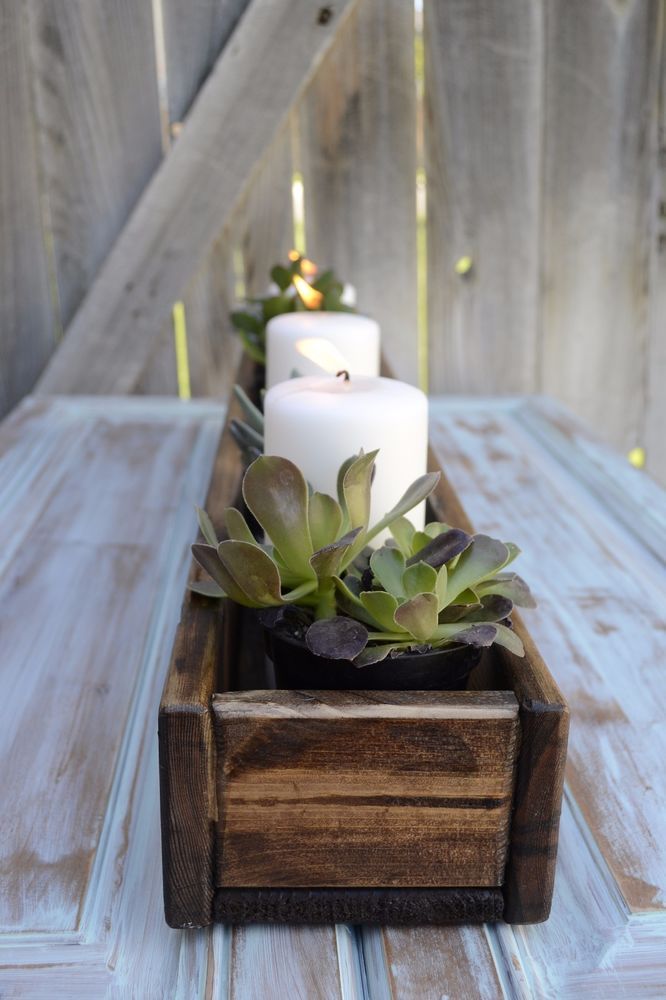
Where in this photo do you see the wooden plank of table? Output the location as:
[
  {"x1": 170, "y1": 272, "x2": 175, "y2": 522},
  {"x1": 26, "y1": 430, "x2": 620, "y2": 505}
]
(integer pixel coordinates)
[
  {"x1": 36, "y1": 0, "x2": 359, "y2": 398},
  {"x1": 428, "y1": 395, "x2": 666, "y2": 993}
]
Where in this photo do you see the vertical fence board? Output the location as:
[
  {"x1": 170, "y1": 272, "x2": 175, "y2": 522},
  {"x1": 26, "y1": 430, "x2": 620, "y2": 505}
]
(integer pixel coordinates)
[
  {"x1": 424, "y1": 0, "x2": 542, "y2": 395},
  {"x1": 645, "y1": 2, "x2": 666, "y2": 487},
  {"x1": 28, "y1": 0, "x2": 163, "y2": 330},
  {"x1": 0, "y1": 4, "x2": 56, "y2": 419},
  {"x1": 136, "y1": 124, "x2": 292, "y2": 397},
  {"x1": 540, "y1": 0, "x2": 660, "y2": 452},
  {"x1": 238, "y1": 123, "x2": 294, "y2": 297},
  {"x1": 299, "y1": 0, "x2": 418, "y2": 383},
  {"x1": 161, "y1": 0, "x2": 249, "y2": 123}
]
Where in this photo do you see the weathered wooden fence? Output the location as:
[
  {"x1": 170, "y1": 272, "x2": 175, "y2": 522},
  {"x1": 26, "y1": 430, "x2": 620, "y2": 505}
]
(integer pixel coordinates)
[{"x1": 1, "y1": 0, "x2": 664, "y2": 484}]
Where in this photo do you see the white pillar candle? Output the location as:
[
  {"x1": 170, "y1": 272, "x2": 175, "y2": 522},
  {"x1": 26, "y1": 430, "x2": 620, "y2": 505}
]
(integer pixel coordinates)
[
  {"x1": 266, "y1": 312, "x2": 380, "y2": 388},
  {"x1": 264, "y1": 374, "x2": 429, "y2": 541}
]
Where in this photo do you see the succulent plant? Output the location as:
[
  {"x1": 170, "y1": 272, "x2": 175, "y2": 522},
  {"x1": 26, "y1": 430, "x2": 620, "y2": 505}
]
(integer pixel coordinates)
[
  {"x1": 231, "y1": 254, "x2": 355, "y2": 364},
  {"x1": 229, "y1": 384, "x2": 264, "y2": 466},
  {"x1": 308, "y1": 517, "x2": 536, "y2": 665},
  {"x1": 190, "y1": 451, "x2": 439, "y2": 621}
]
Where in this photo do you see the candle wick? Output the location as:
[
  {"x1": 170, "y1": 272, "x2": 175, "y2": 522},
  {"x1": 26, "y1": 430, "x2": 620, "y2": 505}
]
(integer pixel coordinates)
[{"x1": 336, "y1": 369, "x2": 351, "y2": 382}]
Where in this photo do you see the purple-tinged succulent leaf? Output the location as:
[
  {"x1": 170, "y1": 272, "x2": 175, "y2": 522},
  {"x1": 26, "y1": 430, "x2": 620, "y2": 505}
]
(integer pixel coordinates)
[
  {"x1": 224, "y1": 507, "x2": 256, "y2": 543},
  {"x1": 306, "y1": 617, "x2": 369, "y2": 660},
  {"x1": 217, "y1": 539, "x2": 286, "y2": 606},
  {"x1": 365, "y1": 472, "x2": 441, "y2": 544},
  {"x1": 463, "y1": 595, "x2": 514, "y2": 622},
  {"x1": 196, "y1": 507, "x2": 219, "y2": 547},
  {"x1": 309, "y1": 527, "x2": 362, "y2": 579},
  {"x1": 242, "y1": 456, "x2": 314, "y2": 575},
  {"x1": 394, "y1": 592, "x2": 439, "y2": 642},
  {"x1": 438, "y1": 603, "x2": 480, "y2": 623},
  {"x1": 360, "y1": 591, "x2": 405, "y2": 632},
  {"x1": 192, "y1": 542, "x2": 263, "y2": 607},
  {"x1": 259, "y1": 604, "x2": 310, "y2": 634},
  {"x1": 402, "y1": 561, "x2": 438, "y2": 599},
  {"x1": 454, "y1": 624, "x2": 498, "y2": 647},
  {"x1": 434, "y1": 622, "x2": 497, "y2": 647},
  {"x1": 308, "y1": 491, "x2": 343, "y2": 550},
  {"x1": 370, "y1": 547, "x2": 406, "y2": 596},
  {"x1": 445, "y1": 535, "x2": 510, "y2": 604},
  {"x1": 475, "y1": 572, "x2": 536, "y2": 608},
  {"x1": 406, "y1": 528, "x2": 471, "y2": 569},
  {"x1": 189, "y1": 579, "x2": 225, "y2": 598},
  {"x1": 492, "y1": 623, "x2": 525, "y2": 656}
]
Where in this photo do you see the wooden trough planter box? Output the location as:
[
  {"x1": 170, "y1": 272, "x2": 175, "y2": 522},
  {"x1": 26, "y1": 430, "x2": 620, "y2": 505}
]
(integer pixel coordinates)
[{"x1": 159, "y1": 360, "x2": 569, "y2": 928}]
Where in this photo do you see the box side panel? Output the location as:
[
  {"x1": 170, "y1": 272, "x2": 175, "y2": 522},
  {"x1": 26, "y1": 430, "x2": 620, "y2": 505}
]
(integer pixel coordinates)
[{"x1": 214, "y1": 694, "x2": 519, "y2": 888}]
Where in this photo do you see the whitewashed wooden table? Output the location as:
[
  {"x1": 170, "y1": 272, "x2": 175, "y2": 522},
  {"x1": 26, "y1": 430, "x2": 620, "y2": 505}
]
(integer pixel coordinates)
[{"x1": 1, "y1": 393, "x2": 665, "y2": 999}]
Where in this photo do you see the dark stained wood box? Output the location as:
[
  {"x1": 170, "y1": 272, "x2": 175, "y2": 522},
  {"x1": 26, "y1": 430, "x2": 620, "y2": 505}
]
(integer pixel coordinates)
[{"x1": 159, "y1": 359, "x2": 569, "y2": 928}]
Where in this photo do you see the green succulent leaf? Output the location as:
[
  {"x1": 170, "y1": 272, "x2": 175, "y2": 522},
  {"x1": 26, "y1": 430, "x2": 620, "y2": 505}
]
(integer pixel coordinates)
[
  {"x1": 233, "y1": 385, "x2": 264, "y2": 433},
  {"x1": 263, "y1": 294, "x2": 295, "y2": 322},
  {"x1": 389, "y1": 516, "x2": 415, "y2": 556},
  {"x1": 365, "y1": 471, "x2": 440, "y2": 544},
  {"x1": 394, "y1": 592, "x2": 439, "y2": 642},
  {"x1": 236, "y1": 328, "x2": 265, "y2": 364},
  {"x1": 243, "y1": 455, "x2": 314, "y2": 575},
  {"x1": 445, "y1": 535, "x2": 510, "y2": 604},
  {"x1": 189, "y1": 579, "x2": 225, "y2": 598},
  {"x1": 424, "y1": 521, "x2": 452, "y2": 539},
  {"x1": 353, "y1": 643, "x2": 407, "y2": 666},
  {"x1": 308, "y1": 491, "x2": 343, "y2": 550},
  {"x1": 406, "y1": 528, "x2": 471, "y2": 569},
  {"x1": 492, "y1": 623, "x2": 525, "y2": 656},
  {"x1": 270, "y1": 264, "x2": 292, "y2": 291},
  {"x1": 192, "y1": 542, "x2": 257, "y2": 606},
  {"x1": 370, "y1": 547, "x2": 406, "y2": 597},
  {"x1": 334, "y1": 576, "x2": 378, "y2": 626},
  {"x1": 410, "y1": 531, "x2": 431, "y2": 554},
  {"x1": 196, "y1": 506, "x2": 218, "y2": 547},
  {"x1": 342, "y1": 450, "x2": 378, "y2": 533},
  {"x1": 402, "y1": 561, "x2": 438, "y2": 599},
  {"x1": 217, "y1": 540, "x2": 287, "y2": 606},
  {"x1": 475, "y1": 572, "x2": 536, "y2": 608},
  {"x1": 231, "y1": 310, "x2": 262, "y2": 335},
  {"x1": 230, "y1": 419, "x2": 264, "y2": 451},
  {"x1": 224, "y1": 507, "x2": 256, "y2": 544},
  {"x1": 306, "y1": 617, "x2": 369, "y2": 660},
  {"x1": 502, "y1": 542, "x2": 521, "y2": 569},
  {"x1": 436, "y1": 564, "x2": 448, "y2": 611},
  {"x1": 309, "y1": 527, "x2": 362, "y2": 579},
  {"x1": 360, "y1": 591, "x2": 405, "y2": 633}
]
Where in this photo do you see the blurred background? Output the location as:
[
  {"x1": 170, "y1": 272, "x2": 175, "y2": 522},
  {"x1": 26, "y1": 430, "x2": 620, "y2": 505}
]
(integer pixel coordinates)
[{"x1": 1, "y1": 0, "x2": 664, "y2": 482}]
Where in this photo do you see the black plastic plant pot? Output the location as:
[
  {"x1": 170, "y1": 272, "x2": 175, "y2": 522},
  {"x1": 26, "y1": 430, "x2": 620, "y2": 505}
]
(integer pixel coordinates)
[{"x1": 265, "y1": 627, "x2": 483, "y2": 692}]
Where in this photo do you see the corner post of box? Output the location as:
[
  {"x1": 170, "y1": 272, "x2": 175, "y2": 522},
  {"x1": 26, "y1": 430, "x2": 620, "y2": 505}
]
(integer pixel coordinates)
[
  {"x1": 502, "y1": 696, "x2": 570, "y2": 923},
  {"x1": 158, "y1": 594, "x2": 223, "y2": 928}
]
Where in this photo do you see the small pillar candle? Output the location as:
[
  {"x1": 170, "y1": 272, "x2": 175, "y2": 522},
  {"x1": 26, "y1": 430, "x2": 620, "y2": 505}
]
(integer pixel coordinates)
[
  {"x1": 266, "y1": 312, "x2": 380, "y2": 388},
  {"x1": 263, "y1": 374, "x2": 429, "y2": 540}
]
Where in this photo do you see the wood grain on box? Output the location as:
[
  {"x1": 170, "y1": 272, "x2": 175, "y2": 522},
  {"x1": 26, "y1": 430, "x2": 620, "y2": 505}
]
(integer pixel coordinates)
[{"x1": 213, "y1": 690, "x2": 519, "y2": 888}]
